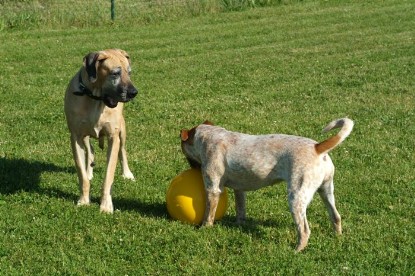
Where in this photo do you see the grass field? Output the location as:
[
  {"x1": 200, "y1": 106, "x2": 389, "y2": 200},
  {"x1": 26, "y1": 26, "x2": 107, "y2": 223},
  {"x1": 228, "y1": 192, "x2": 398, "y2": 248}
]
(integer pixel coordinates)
[
  {"x1": 0, "y1": 0, "x2": 283, "y2": 30},
  {"x1": 0, "y1": 0, "x2": 414, "y2": 274}
]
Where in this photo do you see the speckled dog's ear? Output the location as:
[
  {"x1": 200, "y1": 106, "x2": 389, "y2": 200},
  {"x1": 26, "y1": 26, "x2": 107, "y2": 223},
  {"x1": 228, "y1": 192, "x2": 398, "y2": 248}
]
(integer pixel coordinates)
[{"x1": 180, "y1": 129, "x2": 189, "y2": 141}]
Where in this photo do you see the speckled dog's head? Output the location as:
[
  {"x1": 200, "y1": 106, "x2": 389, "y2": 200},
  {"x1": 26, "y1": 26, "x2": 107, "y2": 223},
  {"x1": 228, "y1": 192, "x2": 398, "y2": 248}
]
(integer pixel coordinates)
[{"x1": 180, "y1": 121, "x2": 214, "y2": 169}]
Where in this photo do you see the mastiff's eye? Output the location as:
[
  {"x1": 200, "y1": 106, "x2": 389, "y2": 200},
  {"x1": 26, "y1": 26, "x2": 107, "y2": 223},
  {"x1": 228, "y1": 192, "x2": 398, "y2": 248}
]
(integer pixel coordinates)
[{"x1": 111, "y1": 68, "x2": 121, "y2": 77}]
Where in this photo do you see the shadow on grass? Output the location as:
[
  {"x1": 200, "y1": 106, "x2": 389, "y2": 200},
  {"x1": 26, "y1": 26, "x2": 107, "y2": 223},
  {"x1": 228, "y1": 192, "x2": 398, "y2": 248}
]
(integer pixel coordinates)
[
  {"x1": 0, "y1": 158, "x2": 288, "y2": 226},
  {"x1": 0, "y1": 157, "x2": 74, "y2": 195},
  {"x1": 114, "y1": 197, "x2": 168, "y2": 219},
  {"x1": 220, "y1": 215, "x2": 291, "y2": 239},
  {"x1": 0, "y1": 157, "x2": 168, "y2": 219}
]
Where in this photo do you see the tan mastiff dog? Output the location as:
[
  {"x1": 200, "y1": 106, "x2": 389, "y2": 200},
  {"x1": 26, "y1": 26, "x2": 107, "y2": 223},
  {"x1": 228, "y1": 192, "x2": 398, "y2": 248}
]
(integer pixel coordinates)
[{"x1": 64, "y1": 49, "x2": 138, "y2": 213}]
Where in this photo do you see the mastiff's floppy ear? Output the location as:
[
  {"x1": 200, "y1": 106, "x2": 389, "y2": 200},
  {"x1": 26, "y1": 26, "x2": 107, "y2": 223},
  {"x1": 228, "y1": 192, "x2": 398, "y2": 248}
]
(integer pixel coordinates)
[{"x1": 83, "y1": 51, "x2": 109, "y2": 83}]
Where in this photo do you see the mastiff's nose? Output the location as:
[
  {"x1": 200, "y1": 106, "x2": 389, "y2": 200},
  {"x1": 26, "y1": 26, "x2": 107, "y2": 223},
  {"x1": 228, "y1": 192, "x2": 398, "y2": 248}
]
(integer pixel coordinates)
[{"x1": 127, "y1": 84, "x2": 138, "y2": 99}]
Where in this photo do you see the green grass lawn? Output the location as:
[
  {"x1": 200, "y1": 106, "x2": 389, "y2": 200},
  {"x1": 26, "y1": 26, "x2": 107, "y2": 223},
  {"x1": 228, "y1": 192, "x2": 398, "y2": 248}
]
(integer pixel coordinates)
[{"x1": 0, "y1": 0, "x2": 414, "y2": 274}]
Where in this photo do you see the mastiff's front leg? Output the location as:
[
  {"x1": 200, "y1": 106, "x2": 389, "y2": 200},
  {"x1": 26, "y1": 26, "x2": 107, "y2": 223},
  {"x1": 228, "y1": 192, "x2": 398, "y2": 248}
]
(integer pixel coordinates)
[
  {"x1": 100, "y1": 133, "x2": 121, "y2": 213},
  {"x1": 70, "y1": 134, "x2": 91, "y2": 206}
]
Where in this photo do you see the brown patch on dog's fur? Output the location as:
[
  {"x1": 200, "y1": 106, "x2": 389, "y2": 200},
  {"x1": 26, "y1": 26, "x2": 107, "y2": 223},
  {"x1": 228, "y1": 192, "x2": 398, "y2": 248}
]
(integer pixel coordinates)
[
  {"x1": 315, "y1": 135, "x2": 341, "y2": 155},
  {"x1": 180, "y1": 128, "x2": 196, "y2": 144},
  {"x1": 202, "y1": 120, "x2": 214, "y2": 126}
]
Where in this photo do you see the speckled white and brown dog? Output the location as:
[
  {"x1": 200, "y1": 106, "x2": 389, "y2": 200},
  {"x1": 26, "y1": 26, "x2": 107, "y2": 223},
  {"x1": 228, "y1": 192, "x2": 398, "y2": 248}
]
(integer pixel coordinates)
[{"x1": 180, "y1": 118, "x2": 353, "y2": 251}]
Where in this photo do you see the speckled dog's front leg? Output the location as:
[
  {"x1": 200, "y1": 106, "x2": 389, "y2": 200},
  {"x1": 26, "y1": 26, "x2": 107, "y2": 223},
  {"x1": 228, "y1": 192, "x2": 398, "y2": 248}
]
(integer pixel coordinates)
[{"x1": 202, "y1": 191, "x2": 220, "y2": 226}]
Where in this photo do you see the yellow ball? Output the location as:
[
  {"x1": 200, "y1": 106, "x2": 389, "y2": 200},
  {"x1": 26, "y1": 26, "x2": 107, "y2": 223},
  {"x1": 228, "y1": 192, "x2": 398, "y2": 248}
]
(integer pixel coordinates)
[{"x1": 166, "y1": 168, "x2": 228, "y2": 225}]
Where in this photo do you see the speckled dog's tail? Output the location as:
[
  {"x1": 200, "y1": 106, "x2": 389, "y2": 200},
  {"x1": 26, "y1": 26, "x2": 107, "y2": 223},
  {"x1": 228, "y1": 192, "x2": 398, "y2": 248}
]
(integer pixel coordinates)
[{"x1": 315, "y1": 118, "x2": 354, "y2": 155}]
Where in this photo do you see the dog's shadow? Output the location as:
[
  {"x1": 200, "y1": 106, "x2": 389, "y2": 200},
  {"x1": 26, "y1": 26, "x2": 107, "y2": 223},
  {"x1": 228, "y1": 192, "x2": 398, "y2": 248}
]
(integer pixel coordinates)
[
  {"x1": 219, "y1": 215, "x2": 291, "y2": 240},
  {"x1": 0, "y1": 157, "x2": 73, "y2": 195},
  {"x1": 0, "y1": 157, "x2": 166, "y2": 219},
  {"x1": 113, "y1": 197, "x2": 168, "y2": 219}
]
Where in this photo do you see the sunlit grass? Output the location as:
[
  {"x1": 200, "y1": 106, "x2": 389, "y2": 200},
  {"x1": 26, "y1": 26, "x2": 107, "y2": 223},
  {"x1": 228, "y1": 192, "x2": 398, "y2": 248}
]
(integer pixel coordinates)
[{"x1": 0, "y1": 0, "x2": 414, "y2": 274}]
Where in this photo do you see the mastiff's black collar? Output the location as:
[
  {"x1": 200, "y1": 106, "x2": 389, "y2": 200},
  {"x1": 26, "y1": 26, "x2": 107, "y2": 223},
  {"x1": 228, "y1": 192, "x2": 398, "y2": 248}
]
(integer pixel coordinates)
[{"x1": 73, "y1": 73, "x2": 103, "y2": 101}]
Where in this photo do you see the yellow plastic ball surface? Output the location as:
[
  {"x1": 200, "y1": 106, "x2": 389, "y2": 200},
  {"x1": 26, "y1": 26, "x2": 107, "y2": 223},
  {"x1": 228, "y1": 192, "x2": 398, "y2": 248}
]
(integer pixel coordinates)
[{"x1": 166, "y1": 168, "x2": 228, "y2": 225}]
